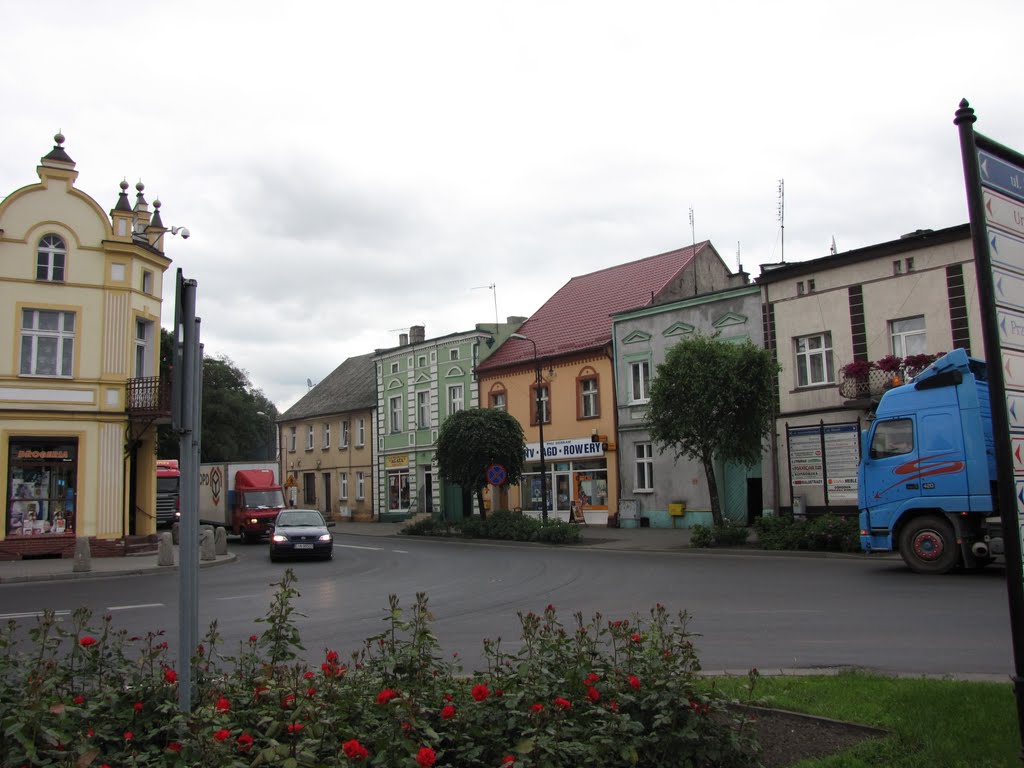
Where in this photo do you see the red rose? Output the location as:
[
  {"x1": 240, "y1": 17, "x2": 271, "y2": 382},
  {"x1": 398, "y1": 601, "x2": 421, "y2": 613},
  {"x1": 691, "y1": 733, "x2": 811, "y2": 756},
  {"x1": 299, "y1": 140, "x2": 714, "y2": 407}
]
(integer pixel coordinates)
[
  {"x1": 471, "y1": 684, "x2": 489, "y2": 702},
  {"x1": 530, "y1": 703, "x2": 544, "y2": 713},
  {"x1": 307, "y1": 687, "x2": 317, "y2": 697},
  {"x1": 609, "y1": 699, "x2": 620, "y2": 712},
  {"x1": 164, "y1": 669, "x2": 177, "y2": 684},
  {"x1": 377, "y1": 688, "x2": 399, "y2": 705},
  {"x1": 304, "y1": 671, "x2": 315, "y2": 679},
  {"x1": 586, "y1": 687, "x2": 599, "y2": 702},
  {"x1": 215, "y1": 696, "x2": 231, "y2": 712},
  {"x1": 282, "y1": 693, "x2": 296, "y2": 709},
  {"x1": 73, "y1": 695, "x2": 85, "y2": 705},
  {"x1": 441, "y1": 704, "x2": 456, "y2": 719},
  {"x1": 553, "y1": 697, "x2": 571, "y2": 710},
  {"x1": 133, "y1": 701, "x2": 144, "y2": 712},
  {"x1": 79, "y1": 636, "x2": 97, "y2": 647},
  {"x1": 443, "y1": 693, "x2": 453, "y2": 702},
  {"x1": 287, "y1": 723, "x2": 303, "y2": 734},
  {"x1": 416, "y1": 747, "x2": 437, "y2": 767},
  {"x1": 629, "y1": 675, "x2": 640, "y2": 690},
  {"x1": 237, "y1": 733, "x2": 253, "y2": 752},
  {"x1": 584, "y1": 673, "x2": 599, "y2": 685},
  {"x1": 124, "y1": 731, "x2": 134, "y2": 741},
  {"x1": 342, "y1": 739, "x2": 369, "y2": 760},
  {"x1": 167, "y1": 742, "x2": 182, "y2": 752},
  {"x1": 249, "y1": 635, "x2": 258, "y2": 643},
  {"x1": 213, "y1": 728, "x2": 230, "y2": 742},
  {"x1": 502, "y1": 757, "x2": 516, "y2": 765},
  {"x1": 326, "y1": 649, "x2": 340, "y2": 664},
  {"x1": 630, "y1": 633, "x2": 642, "y2": 644}
]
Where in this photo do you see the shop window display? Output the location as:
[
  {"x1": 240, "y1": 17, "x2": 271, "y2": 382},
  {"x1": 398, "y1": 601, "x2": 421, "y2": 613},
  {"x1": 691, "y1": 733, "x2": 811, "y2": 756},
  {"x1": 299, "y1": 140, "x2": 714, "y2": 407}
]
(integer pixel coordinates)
[{"x1": 7, "y1": 454, "x2": 77, "y2": 537}]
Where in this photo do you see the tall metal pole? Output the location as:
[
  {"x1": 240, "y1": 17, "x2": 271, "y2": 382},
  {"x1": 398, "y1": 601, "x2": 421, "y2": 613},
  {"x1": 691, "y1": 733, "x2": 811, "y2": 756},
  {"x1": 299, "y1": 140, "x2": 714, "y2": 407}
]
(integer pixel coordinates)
[
  {"x1": 511, "y1": 334, "x2": 547, "y2": 525},
  {"x1": 955, "y1": 99, "x2": 1024, "y2": 755},
  {"x1": 536, "y1": 355, "x2": 548, "y2": 526}
]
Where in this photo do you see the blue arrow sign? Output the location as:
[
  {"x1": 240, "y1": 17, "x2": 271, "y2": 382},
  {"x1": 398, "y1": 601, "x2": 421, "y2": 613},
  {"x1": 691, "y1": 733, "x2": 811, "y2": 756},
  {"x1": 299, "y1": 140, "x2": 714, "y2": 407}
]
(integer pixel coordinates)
[
  {"x1": 979, "y1": 150, "x2": 1024, "y2": 204},
  {"x1": 990, "y1": 229, "x2": 1024, "y2": 275}
]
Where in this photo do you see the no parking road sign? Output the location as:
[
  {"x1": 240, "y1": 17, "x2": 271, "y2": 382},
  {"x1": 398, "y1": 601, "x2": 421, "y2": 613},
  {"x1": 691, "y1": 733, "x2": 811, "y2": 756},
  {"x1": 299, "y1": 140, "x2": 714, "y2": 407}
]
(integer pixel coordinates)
[{"x1": 486, "y1": 463, "x2": 508, "y2": 486}]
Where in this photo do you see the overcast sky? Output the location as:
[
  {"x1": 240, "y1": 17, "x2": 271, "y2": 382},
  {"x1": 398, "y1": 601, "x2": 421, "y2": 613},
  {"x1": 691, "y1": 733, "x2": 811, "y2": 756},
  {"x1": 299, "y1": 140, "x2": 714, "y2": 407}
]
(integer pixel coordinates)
[{"x1": 4, "y1": 1, "x2": 1022, "y2": 411}]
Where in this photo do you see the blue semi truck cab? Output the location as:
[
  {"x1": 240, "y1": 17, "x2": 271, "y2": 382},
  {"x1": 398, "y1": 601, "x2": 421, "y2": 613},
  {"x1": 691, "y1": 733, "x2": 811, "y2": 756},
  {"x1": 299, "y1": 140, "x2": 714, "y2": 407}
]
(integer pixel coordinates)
[{"x1": 857, "y1": 348, "x2": 1004, "y2": 573}]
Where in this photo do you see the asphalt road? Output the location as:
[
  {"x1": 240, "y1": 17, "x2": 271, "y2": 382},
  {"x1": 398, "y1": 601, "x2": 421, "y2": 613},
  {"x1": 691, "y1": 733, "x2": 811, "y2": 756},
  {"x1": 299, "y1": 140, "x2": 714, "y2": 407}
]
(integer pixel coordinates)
[{"x1": 0, "y1": 532, "x2": 1013, "y2": 679}]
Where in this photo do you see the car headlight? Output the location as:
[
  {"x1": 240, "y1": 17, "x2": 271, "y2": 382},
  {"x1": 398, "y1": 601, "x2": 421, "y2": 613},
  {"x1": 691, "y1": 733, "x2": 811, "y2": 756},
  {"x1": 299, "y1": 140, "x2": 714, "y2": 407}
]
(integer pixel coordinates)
[
  {"x1": 250, "y1": 518, "x2": 259, "y2": 525},
  {"x1": 318, "y1": 533, "x2": 332, "y2": 542},
  {"x1": 271, "y1": 534, "x2": 287, "y2": 543}
]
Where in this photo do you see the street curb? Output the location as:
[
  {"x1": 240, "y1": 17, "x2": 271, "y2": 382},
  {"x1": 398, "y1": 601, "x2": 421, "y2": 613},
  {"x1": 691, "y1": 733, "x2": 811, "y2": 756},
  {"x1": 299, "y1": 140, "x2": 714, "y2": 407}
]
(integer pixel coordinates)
[{"x1": 0, "y1": 553, "x2": 238, "y2": 585}]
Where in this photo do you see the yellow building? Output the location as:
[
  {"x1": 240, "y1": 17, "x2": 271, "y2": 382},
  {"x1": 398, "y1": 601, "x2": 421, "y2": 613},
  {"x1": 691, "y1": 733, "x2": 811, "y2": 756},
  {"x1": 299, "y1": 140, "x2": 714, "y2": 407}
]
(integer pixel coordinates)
[
  {"x1": 477, "y1": 242, "x2": 743, "y2": 524},
  {"x1": 0, "y1": 135, "x2": 176, "y2": 558}
]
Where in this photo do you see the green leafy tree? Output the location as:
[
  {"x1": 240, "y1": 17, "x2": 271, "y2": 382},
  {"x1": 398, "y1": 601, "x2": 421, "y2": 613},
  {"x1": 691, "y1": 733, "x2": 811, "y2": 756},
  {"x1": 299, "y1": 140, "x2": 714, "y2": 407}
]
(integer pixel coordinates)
[
  {"x1": 157, "y1": 329, "x2": 278, "y2": 461},
  {"x1": 436, "y1": 408, "x2": 526, "y2": 521},
  {"x1": 646, "y1": 336, "x2": 778, "y2": 527}
]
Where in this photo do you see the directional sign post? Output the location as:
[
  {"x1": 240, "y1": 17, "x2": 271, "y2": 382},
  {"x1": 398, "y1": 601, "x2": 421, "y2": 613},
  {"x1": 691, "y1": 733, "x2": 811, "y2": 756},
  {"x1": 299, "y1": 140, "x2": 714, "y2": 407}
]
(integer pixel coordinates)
[{"x1": 956, "y1": 99, "x2": 1024, "y2": 755}]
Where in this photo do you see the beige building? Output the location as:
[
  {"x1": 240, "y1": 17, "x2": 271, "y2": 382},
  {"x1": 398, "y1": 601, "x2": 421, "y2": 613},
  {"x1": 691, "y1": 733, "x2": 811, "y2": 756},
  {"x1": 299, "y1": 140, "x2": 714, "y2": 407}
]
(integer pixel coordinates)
[
  {"x1": 278, "y1": 353, "x2": 377, "y2": 522},
  {"x1": 757, "y1": 224, "x2": 978, "y2": 516},
  {"x1": 0, "y1": 135, "x2": 178, "y2": 558}
]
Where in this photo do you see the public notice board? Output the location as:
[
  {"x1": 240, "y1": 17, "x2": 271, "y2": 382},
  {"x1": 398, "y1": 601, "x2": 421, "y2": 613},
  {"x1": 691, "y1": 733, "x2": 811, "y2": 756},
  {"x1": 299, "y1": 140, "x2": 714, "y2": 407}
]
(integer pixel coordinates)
[{"x1": 787, "y1": 422, "x2": 860, "y2": 504}]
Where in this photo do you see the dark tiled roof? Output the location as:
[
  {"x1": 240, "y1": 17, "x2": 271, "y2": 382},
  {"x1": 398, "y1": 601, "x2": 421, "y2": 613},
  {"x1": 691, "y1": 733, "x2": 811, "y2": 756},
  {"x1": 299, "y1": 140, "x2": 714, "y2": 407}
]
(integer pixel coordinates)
[
  {"x1": 478, "y1": 242, "x2": 707, "y2": 370},
  {"x1": 279, "y1": 353, "x2": 376, "y2": 420}
]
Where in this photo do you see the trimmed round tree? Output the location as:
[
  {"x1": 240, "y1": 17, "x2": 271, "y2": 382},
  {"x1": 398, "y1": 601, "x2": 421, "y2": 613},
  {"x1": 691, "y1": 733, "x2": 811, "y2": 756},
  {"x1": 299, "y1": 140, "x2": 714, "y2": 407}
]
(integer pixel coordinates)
[{"x1": 436, "y1": 408, "x2": 526, "y2": 520}]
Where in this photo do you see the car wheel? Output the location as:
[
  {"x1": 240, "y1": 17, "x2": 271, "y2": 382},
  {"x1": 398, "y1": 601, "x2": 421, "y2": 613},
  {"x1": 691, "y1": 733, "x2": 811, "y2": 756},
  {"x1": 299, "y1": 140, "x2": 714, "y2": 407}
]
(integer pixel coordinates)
[{"x1": 899, "y1": 514, "x2": 959, "y2": 574}]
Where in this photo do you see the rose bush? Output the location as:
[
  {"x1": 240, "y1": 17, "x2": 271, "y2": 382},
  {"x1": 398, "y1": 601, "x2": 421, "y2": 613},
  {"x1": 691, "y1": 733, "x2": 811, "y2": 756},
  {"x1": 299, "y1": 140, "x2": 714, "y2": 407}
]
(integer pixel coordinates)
[{"x1": 0, "y1": 571, "x2": 759, "y2": 767}]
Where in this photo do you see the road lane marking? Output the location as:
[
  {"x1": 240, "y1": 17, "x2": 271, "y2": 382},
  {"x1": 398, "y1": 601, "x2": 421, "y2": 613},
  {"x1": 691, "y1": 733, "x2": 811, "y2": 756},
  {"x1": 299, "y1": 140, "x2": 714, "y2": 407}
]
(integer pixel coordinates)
[
  {"x1": 391, "y1": 549, "x2": 408, "y2": 553},
  {"x1": 216, "y1": 594, "x2": 263, "y2": 601},
  {"x1": 0, "y1": 610, "x2": 72, "y2": 620},
  {"x1": 106, "y1": 603, "x2": 164, "y2": 611},
  {"x1": 335, "y1": 544, "x2": 383, "y2": 551}
]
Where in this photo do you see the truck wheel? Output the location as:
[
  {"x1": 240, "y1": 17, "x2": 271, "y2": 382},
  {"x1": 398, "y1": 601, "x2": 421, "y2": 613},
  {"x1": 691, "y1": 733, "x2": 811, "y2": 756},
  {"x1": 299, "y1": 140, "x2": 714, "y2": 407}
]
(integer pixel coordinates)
[{"x1": 899, "y1": 515, "x2": 959, "y2": 574}]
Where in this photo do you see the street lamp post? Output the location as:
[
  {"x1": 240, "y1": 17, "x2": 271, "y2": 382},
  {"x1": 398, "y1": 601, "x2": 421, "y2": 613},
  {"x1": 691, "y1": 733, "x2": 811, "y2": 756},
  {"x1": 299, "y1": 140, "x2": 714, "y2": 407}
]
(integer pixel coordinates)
[{"x1": 510, "y1": 333, "x2": 548, "y2": 525}]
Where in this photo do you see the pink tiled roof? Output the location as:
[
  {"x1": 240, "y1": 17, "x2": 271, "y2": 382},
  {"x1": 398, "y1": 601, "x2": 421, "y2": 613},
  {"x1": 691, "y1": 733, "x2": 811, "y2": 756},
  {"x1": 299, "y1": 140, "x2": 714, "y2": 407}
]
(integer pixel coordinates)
[{"x1": 479, "y1": 242, "x2": 708, "y2": 371}]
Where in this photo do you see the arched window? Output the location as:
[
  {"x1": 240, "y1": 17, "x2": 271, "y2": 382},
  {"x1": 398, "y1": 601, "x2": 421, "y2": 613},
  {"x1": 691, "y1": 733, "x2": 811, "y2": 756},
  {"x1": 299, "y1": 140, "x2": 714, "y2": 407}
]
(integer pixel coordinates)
[{"x1": 37, "y1": 234, "x2": 66, "y2": 282}]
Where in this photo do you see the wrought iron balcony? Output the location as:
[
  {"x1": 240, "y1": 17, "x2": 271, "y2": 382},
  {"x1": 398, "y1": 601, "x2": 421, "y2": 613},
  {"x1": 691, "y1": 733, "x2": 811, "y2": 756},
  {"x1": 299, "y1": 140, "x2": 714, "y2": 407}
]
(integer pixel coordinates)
[{"x1": 126, "y1": 375, "x2": 172, "y2": 418}]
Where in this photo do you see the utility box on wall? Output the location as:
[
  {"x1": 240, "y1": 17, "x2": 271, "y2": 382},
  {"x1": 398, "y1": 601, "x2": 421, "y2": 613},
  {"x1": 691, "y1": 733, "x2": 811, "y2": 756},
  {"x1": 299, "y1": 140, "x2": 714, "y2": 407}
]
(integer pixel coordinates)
[{"x1": 668, "y1": 502, "x2": 686, "y2": 516}]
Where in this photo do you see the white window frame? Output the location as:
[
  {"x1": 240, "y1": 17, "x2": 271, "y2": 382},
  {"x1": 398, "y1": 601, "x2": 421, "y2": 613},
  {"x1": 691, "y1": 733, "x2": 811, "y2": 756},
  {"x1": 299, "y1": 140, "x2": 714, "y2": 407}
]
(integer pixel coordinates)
[
  {"x1": 134, "y1": 318, "x2": 153, "y2": 378},
  {"x1": 891, "y1": 316, "x2": 927, "y2": 358},
  {"x1": 306, "y1": 425, "x2": 314, "y2": 450},
  {"x1": 450, "y1": 348, "x2": 459, "y2": 361},
  {"x1": 142, "y1": 270, "x2": 154, "y2": 294},
  {"x1": 490, "y1": 391, "x2": 507, "y2": 411},
  {"x1": 289, "y1": 426, "x2": 297, "y2": 452},
  {"x1": 629, "y1": 360, "x2": 650, "y2": 403},
  {"x1": 357, "y1": 418, "x2": 365, "y2": 447},
  {"x1": 356, "y1": 471, "x2": 365, "y2": 500},
  {"x1": 795, "y1": 332, "x2": 835, "y2": 387},
  {"x1": 339, "y1": 472, "x2": 348, "y2": 500},
  {"x1": 389, "y1": 395, "x2": 403, "y2": 433},
  {"x1": 36, "y1": 234, "x2": 66, "y2": 282},
  {"x1": 635, "y1": 442, "x2": 654, "y2": 492},
  {"x1": 447, "y1": 384, "x2": 464, "y2": 415},
  {"x1": 323, "y1": 422, "x2": 330, "y2": 449},
  {"x1": 580, "y1": 377, "x2": 598, "y2": 418},
  {"x1": 417, "y1": 390, "x2": 430, "y2": 429},
  {"x1": 391, "y1": 361, "x2": 400, "y2": 374},
  {"x1": 341, "y1": 420, "x2": 350, "y2": 448},
  {"x1": 20, "y1": 309, "x2": 75, "y2": 377}
]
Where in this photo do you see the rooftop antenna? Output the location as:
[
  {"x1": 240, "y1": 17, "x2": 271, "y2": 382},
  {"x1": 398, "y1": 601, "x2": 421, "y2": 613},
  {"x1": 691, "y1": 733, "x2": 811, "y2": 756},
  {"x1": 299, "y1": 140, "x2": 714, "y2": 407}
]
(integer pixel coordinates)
[
  {"x1": 777, "y1": 179, "x2": 785, "y2": 263},
  {"x1": 306, "y1": 378, "x2": 314, "y2": 391},
  {"x1": 689, "y1": 206, "x2": 698, "y2": 295},
  {"x1": 472, "y1": 283, "x2": 499, "y2": 327},
  {"x1": 737, "y1": 241, "x2": 743, "y2": 274},
  {"x1": 830, "y1": 235, "x2": 837, "y2": 255}
]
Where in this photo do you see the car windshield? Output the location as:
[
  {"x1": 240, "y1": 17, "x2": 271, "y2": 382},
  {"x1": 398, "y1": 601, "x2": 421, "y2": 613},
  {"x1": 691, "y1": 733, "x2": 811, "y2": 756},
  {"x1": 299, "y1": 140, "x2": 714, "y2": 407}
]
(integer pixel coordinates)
[{"x1": 277, "y1": 512, "x2": 323, "y2": 527}]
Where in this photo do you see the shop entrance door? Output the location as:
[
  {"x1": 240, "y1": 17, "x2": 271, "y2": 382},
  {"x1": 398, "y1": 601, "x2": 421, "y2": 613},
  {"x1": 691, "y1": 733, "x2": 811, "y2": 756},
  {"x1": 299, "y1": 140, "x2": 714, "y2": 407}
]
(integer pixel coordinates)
[{"x1": 553, "y1": 473, "x2": 571, "y2": 514}]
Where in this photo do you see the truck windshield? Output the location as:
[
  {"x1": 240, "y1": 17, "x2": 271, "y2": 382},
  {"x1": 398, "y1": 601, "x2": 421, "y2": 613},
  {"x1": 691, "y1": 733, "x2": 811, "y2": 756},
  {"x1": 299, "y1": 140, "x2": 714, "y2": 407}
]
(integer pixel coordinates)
[
  {"x1": 244, "y1": 489, "x2": 286, "y2": 509},
  {"x1": 157, "y1": 477, "x2": 180, "y2": 494},
  {"x1": 870, "y1": 418, "x2": 914, "y2": 459}
]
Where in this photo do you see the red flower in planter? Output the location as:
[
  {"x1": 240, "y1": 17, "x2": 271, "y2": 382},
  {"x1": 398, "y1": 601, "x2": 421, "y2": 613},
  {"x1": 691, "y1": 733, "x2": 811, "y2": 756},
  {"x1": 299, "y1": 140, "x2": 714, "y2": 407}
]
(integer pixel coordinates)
[
  {"x1": 163, "y1": 668, "x2": 177, "y2": 684},
  {"x1": 472, "y1": 684, "x2": 490, "y2": 701},
  {"x1": 343, "y1": 739, "x2": 369, "y2": 760},
  {"x1": 79, "y1": 636, "x2": 97, "y2": 647},
  {"x1": 167, "y1": 742, "x2": 182, "y2": 753},
  {"x1": 530, "y1": 703, "x2": 544, "y2": 713},
  {"x1": 629, "y1": 675, "x2": 641, "y2": 690},
  {"x1": 215, "y1": 696, "x2": 231, "y2": 712},
  {"x1": 441, "y1": 704, "x2": 456, "y2": 719},
  {"x1": 237, "y1": 733, "x2": 253, "y2": 753},
  {"x1": 586, "y1": 686, "x2": 600, "y2": 702},
  {"x1": 213, "y1": 728, "x2": 230, "y2": 742},
  {"x1": 553, "y1": 697, "x2": 571, "y2": 710},
  {"x1": 840, "y1": 359, "x2": 873, "y2": 378},
  {"x1": 875, "y1": 355, "x2": 902, "y2": 373},
  {"x1": 377, "y1": 688, "x2": 399, "y2": 705},
  {"x1": 416, "y1": 746, "x2": 437, "y2": 767}
]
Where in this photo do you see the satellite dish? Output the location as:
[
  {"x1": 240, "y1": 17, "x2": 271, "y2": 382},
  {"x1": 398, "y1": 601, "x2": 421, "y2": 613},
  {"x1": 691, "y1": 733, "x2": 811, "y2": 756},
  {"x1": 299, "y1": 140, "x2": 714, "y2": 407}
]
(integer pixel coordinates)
[{"x1": 306, "y1": 378, "x2": 313, "y2": 389}]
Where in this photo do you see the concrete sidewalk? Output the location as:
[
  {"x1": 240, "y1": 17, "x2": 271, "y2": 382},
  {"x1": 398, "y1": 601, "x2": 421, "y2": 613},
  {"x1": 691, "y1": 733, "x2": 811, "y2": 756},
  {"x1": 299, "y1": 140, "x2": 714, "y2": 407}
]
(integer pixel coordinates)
[{"x1": 0, "y1": 521, "x2": 872, "y2": 584}]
